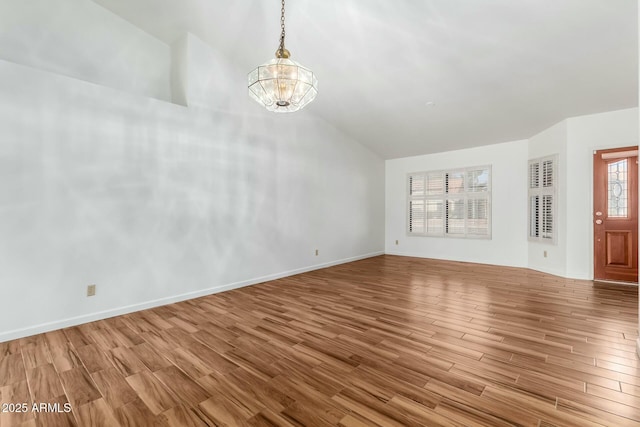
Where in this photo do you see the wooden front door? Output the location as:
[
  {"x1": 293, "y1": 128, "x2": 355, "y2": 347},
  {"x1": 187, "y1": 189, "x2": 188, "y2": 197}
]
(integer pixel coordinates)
[{"x1": 593, "y1": 146, "x2": 638, "y2": 283}]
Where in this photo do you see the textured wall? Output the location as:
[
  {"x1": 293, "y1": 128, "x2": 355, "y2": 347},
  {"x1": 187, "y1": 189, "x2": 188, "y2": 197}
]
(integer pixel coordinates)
[{"x1": 0, "y1": 0, "x2": 171, "y2": 101}]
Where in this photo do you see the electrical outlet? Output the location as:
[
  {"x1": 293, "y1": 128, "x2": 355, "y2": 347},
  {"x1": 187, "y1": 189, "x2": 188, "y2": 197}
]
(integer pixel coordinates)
[
  {"x1": 543, "y1": 250, "x2": 548, "y2": 258},
  {"x1": 395, "y1": 240, "x2": 399, "y2": 245},
  {"x1": 87, "y1": 284, "x2": 96, "y2": 297},
  {"x1": 315, "y1": 249, "x2": 319, "y2": 256}
]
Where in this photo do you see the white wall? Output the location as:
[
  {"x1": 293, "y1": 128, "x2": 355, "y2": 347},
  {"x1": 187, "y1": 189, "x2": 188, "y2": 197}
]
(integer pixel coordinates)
[
  {"x1": 0, "y1": 0, "x2": 171, "y2": 101},
  {"x1": 184, "y1": 34, "x2": 246, "y2": 111},
  {"x1": 170, "y1": 35, "x2": 189, "y2": 106},
  {"x1": 385, "y1": 140, "x2": 528, "y2": 268},
  {"x1": 170, "y1": 33, "x2": 245, "y2": 110},
  {"x1": 0, "y1": 56, "x2": 384, "y2": 341},
  {"x1": 566, "y1": 108, "x2": 638, "y2": 279},
  {"x1": 528, "y1": 121, "x2": 568, "y2": 277}
]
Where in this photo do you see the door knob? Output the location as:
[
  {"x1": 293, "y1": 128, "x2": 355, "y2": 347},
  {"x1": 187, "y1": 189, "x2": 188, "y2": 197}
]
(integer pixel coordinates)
[
  {"x1": 595, "y1": 219, "x2": 603, "y2": 225},
  {"x1": 595, "y1": 211, "x2": 602, "y2": 216}
]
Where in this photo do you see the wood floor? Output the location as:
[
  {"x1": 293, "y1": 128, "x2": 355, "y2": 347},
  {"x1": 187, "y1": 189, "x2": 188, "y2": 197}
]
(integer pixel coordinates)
[{"x1": 1, "y1": 255, "x2": 639, "y2": 427}]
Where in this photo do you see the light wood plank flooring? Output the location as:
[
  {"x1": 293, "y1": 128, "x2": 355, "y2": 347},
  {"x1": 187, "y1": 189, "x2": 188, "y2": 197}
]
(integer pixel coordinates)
[{"x1": 0, "y1": 255, "x2": 639, "y2": 426}]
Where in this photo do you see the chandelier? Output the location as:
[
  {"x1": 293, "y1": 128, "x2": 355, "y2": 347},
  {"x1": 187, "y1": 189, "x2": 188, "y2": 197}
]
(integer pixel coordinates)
[{"x1": 248, "y1": 0, "x2": 318, "y2": 113}]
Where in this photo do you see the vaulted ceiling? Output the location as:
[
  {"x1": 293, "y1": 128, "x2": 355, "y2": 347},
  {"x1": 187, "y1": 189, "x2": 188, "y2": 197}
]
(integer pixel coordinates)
[{"x1": 94, "y1": 0, "x2": 638, "y2": 159}]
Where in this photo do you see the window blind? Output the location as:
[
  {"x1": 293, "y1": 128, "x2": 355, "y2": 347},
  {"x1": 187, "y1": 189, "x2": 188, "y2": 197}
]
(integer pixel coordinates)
[
  {"x1": 408, "y1": 165, "x2": 491, "y2": 239},
  {"x1": 528, "y1": 155, "x2": 557, "y2": 243}
]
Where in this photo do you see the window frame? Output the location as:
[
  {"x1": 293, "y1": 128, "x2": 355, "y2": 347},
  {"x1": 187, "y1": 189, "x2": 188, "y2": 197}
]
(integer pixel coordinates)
[
  {"x1": 407, "y1": 165, "x2": 492, "y2": 239},
  {"x1": 528, "y1": 155, "x2": 558, "y2": 244}
]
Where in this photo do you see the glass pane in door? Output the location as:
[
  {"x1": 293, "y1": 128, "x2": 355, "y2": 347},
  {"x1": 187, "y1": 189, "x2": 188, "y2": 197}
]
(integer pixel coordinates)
[{"x1": 608, "y1": 159, "x2": 628, "y2": 218}]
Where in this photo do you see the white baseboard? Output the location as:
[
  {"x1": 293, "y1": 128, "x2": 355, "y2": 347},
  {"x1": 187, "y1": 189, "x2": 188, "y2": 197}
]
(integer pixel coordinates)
[
  {"x1": 525, "y1": 265, "x2": 568, "y2": 279},
  {"x1": 385, "y1": 251, "x2": 590, "y2": 280},
  {"x1": 0, "y1": 251, "x2": 384, "y2": 343},
  {"x1": 384, "y1": 251, "x2": 526, "y2": 269}
]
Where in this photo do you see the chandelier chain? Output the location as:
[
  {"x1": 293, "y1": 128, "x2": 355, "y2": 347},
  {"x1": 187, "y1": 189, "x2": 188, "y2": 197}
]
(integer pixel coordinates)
[{"x1": 279, "y1": 0, "x2": 286, "y2": 52}]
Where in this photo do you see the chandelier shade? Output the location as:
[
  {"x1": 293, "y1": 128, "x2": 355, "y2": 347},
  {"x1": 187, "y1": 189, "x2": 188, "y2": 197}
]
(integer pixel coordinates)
[
  {"x1": 247, "y1": 0, "x2": 317, "y2": 113},
  {"x1": 248, "y1": 57, "x2": 318, "y2": 113}
]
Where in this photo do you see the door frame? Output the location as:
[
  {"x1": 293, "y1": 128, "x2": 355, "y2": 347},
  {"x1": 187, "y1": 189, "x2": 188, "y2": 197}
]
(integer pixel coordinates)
[{"x1": 591, "y1": 144, "x2": 639, "y2": 283}]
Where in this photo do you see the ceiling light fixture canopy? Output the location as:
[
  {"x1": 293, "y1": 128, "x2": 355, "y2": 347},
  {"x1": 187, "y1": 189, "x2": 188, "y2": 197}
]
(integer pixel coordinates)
[{"x1": 248, "y1": 0, "x2": 318, "y2": 113}]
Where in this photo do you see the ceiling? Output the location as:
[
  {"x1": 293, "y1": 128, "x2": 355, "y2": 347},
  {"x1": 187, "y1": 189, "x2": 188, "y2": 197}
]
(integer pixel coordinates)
[{"x1": 93, "y1": 0, "x2": 638, "y2": 159}]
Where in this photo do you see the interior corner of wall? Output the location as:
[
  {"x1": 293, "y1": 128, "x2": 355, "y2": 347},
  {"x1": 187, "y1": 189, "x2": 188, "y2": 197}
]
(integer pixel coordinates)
[
  {"x1": 170, "y1": 34, "x2": 189, "y2": 106},
  {"x1": 565, "y1": 268, "x2": 591, "y2": 281}
]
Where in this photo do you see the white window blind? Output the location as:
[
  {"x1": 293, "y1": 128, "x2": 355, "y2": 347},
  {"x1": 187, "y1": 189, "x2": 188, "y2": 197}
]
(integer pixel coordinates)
[
  {"x1": 528, "y1": 155, "x2": 557, "y2": 243},
  {"x1": 408, "y1": 166, "x2": 491, "y2": 239}
]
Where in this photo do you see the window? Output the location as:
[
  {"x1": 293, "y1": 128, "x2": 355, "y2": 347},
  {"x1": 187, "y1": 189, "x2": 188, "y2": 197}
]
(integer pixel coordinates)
[
  {"x1": 608, "y1": 159, "x2": 628, "y2": 218},
  {"x1": 528, "y1": 155, "x2": 557, "y2": 243},
  {"x1": 408, "y1": 166, "x2": 491, "y2": 238}
]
